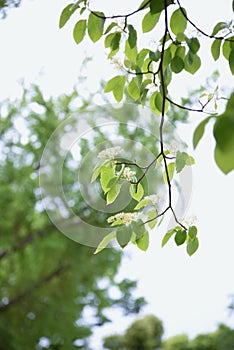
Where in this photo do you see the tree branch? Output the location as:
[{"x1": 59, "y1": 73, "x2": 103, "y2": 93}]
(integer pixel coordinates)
[{"x1": 0, "y1": 264, "x2": 69, "y2": 313}]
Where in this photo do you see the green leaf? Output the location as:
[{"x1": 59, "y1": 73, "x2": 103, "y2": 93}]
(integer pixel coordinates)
[
  {"x1": 211, "y1": 21, "x2": 228, "y2": 36},
  {"x1": 193, "y1": 116, "x2": 212, "y2": 149},
  {"x1": 131, "y1": 220, "x2": 146, "y2": 239},
  {"x1": 136, "y1": 49, "x2": 150, "y2": 69},
  {"x1": 73, "y1": 20, "x2": 86, "y2": 44},
  {"x1": 186, "y1": 37, "x2": 200, "y2": 54},
  {"x1": 222, "y1": 40, "x2": 231, "y2": 60},
  {"x1": 175, "y1": 45, "x2": 186, "y2": 59},
  {"x1": 233, "y1": 0, "x2": 234, "y2": 11},
  {"x1": 229, "y1": 47, "x2": 234, "y2": 75},
  {"x1": 100, "y1": 167, "x2": 115, "y2": 193},
  {"x1": 104, "y1": 22, "x2": 118, "y2": 34},
  {"x1": 88, "y1": 12, "x2": 105, "y2": 42},
  {"x1": 174, "y1": 229, "x2": 187, "y2": 246},
  {"x1": 211, "y1": 39, "x2": 222, "y2": 61},
  {"x1": 214, "y1": 143, "x2": 234, "y2": 174},
  {"x1": 138, "y1": 0, "x2": 150, "y2": 10},
  {"x1": 163, "y1": 162, "x2": 175, "y2": 184},
  {"x1": 130, "y1": 183, "x2": 144, "y2": 202},
  {"x1": 59, "y1": 3, "x2": 79, "y2": 28},
  {"x1": 162, "y1": 228, "x2": 176, "y2": 247},
  {"x1": 142, "y1": 11, "x2": 161, "y2": 33},
  {"x1": 94, "y1": 231, "x2": 116, "y2": 254},
  {"x1": 134, "y1": 198, "x2": 151, "y2": 210},
  {"x1": 171, "y1": 56, "x2": 184, "y2": 73},
  {"x1": 147, "y1": 209, "x2": 157, "y2": 230},
  {"x1": 136, "y1": 232, "x2": 149, "y2": 251},
  {"x1": 184, "y1": 53, "x2": 201, "y2": 74},
  {"x1": 91, "y1": 164, "x2": 103, "y2": 183},
  {"x1": 150, "y1": 0, "x2": 173, "y2": 14},
  {"x1": 106, "y1": 184, "x2": 121, "y2": 205},
  {"x1": 116, "y1": 226, "x2": 132, "y2": 248},
  {"x1": 104, "y1": 76, "x2": 126, "y2": 102},
  {"x1": 128, "y1": 24, "x2": 137, "y2": 49},
  {"x1": 188, "y1": 226, "x2": 197, "y2": 239},
  {"x1": 128, "y1": 77, "x2": 141, "y2": 100},
  {"x1": 175, "y1": 151, "x2": 194, "y2": 173},
  {"x1": 170, "y1": 8, "x2": 187, "y2": 35},
  {"x1": 125, "y1": 39, "x2": 138, "y2": 64},
  {"x1": 187, "y1": 237, "x2": 199, "y2": 256}
]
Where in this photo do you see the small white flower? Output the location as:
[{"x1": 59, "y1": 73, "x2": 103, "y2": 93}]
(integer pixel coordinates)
[
  {"x1": 164, "y1": 141, "x2": 181, "y2": 155},
  {"x1": 182, "y1": 215, "x2": 197, "y2": 227},
  {"x1": 107, "y1": 212, "x2": 141, "y2": 224},
  {"x1": 144, "y1": 194, "x2": 162, "y2": 205},
  {"x1": 98, "y1": 146, "x2": 122, "y2": 160},
  {"x1": 116, "y1": 167, "x2": 136, "y2": 181}
]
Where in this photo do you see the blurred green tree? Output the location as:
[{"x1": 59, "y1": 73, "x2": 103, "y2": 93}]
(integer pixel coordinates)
[
  {"x1": 103, "y1": 314, "x2": 163, "y2": 350},
  {"x1": 0, "y1": 84, "x2": 150, "y2": 349},
  {"x1": 162, "y1": 334, "x2": 189, "y2": 350}
]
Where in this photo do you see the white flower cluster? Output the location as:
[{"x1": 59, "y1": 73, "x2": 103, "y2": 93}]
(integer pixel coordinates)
[
  {"x1": 144, "y1": 194, "x2": 162, "y2": 205},
  {"x1": 164, "y1": 141, "x2": 181, "y2": 155},
  {"x1": 116, "y1": 167, "x2": 136, "y2": 181},
  {"x1": 182, "y1": 215, "x2": 197, "y2": 227},
  {"x1": 107, "y1": 212, "x2": 141, "y2": 224},
  {"x1": 98, "y1": 146, "x2": 122, "y2": 160}
]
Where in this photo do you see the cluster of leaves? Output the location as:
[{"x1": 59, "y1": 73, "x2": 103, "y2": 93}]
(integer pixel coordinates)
[
  {"x1": 103, "y1": 314, "x2": 234, "y2": 350},
  {"x1": 91, "y1": 148, "x2": 197, "y2": 255},
  {"x1": 60, "y1": 0, "x2": 234, "y2": 256}
]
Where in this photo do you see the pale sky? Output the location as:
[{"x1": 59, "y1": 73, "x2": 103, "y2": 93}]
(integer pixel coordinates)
[{"x1": 1, "y1": 0, "x2": 234, "y2": 348}]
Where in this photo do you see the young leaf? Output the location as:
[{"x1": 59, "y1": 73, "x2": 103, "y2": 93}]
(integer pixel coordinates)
[
  {"x1": 229, "y1": 47, "x2": 234, "y2": 75},
  {"x1": 175, "y1": 151, "x2": 194, "y2": 173},
  {"x1": 100, "y1": 167, "x2": 115, "y2": 193},
  {"x1": 147, "y1": 209, "x2": 157, "y2": 230},
  {"x1": 73, "y1": 20, "x2": 86, "y2": 44},
  {"x1": 106, "y1": 184, "x2": 121, "y2": 205},
  {"x1": 131, "y1": 220, "x2": 146, "y2": 239},
  {"x1": 184, "y1": 53, "x2": 201, "y2": 74},
  {"x1": 186, "y1": 37, "x2": 200, "y2": 54},
  {"x1": 170, "y1": 8, "x2": 187, "y2": 35},
  {"x1": 193, "y1": 116, "x2": 212, "y2": 149},
  {"x1": 163, "y1": 162, "x2": 175, "y2": 184},
  {"x1": 136, "y1": 48, "x2": 150, "y2": 69},
  {"x1": 171, "y1": 56, "x2": 184, "y2": 73},
  {"x1": 94, "y1": 231, "x2": 116, "y2": 254},
  {"x1": 162, "y1": 228, "x2": 176, "y2": 247},
  {"x1": 174, "y1": 229, "x2": 187, "y2": 246},
  {"x1": 136, "y1": 232, "x2": 149, "y2": 251},
  {"x1": 211, "y1": 21, "x2": 228, "y2": 36},
  {"x1": 88, "y1": 12, "x2": 105, "y2": 42},
  {"x1": 116, "y1": 226, "x2": 132, "y2": 248},
  {"x1": 104, "y1": 22, "x2": 118, "y2": 34},
  {"x1": 142, "y1": 11, "x2": 161, "y2": 33},
  {"x1": 211, "y1": 39, "x2": 221, "y2": 61},
  {"x1": 222, "y1": 40, "x2": 231, "y2": 60},
  {"x1": 188, "y1": 226, "x2": 197, "y2": 239},
  {"x1": 128, "y1": 24, "x2": 137, "y2": 49},
  {"x1": 104, "y1": 76, "x2": 127, "y2": 102},
  {"x1": 130, "y1": 183, "x2": 144, "y2": 202},
  {"x1": 128, "y1": 77, "x2": 141, "y2": 100},
  {"x1": 134, "y1": 198, "x2": 151, "y2": 210},
  {"x1": 187, "y1": 237, "x2": 199, "y2": 256},
  {"x1": 59, "y1": 3, "x2": 79, "y2": 28}
]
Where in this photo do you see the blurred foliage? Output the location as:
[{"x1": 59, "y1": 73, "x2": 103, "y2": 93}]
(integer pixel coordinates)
[
  {"x1": 0, "y1": 0, "x2": 21, "y2": 17},
  {"x1": 104, "y1": 314, "x2": 164, "y2": 350},
  {"x1": 0, "y1": 84, "x2": 153, "y2": 349},
  {"x1": 103, "y1": 314, "x2": 234, "y2": 350}
]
